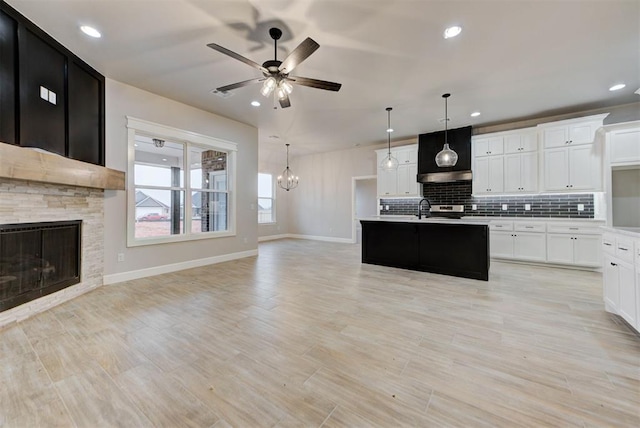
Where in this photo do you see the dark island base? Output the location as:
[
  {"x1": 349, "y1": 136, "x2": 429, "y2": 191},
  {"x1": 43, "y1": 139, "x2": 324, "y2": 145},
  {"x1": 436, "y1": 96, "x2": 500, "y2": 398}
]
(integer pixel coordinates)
[{"x1": 361, "y1": 220, "x2": 490, "y2": 281}]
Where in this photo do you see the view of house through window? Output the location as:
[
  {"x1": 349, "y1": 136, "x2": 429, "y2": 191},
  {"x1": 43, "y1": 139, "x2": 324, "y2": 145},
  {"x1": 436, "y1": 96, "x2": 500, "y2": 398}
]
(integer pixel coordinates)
[
  {"x1": 258, "y1": 173, "x2": 275, "y2": 223},
  {"x1": 132, "y1": 132, "x2": 230, "y2": 242}
]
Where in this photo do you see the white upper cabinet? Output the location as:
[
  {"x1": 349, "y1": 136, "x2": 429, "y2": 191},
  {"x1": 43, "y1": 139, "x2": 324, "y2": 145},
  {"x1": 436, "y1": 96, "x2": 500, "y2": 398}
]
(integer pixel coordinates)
[
  {"x1": 474, "y1": 155, "x2": 504, "y2": 194},
  {"x1": 540, "y1": 114, "x2": 607, "y2": 192},
  {"x1": 605, "y1": 122, "x2": 640, "y2": 165},
  {"x1": 474, "y1": 136, "x2": 504, "y2": 157},
  {"x1": 504, "y1": 151, "x2": 537, "y2": 193},
  {"x1": 541, "y1": 116, "x2": 605, "y2": 149},
  {"x1": 376, "y1": 144, "x2": 419, "y2": 197},
  {"x1": 504, "y1": 130, "x2": 537, "y2": 153}
]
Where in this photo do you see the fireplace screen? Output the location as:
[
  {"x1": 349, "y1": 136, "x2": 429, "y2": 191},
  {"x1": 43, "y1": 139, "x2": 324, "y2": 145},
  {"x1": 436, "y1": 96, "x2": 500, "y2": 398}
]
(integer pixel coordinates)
[{"x1": 0, "y1": 220, "x2": 81, "y2": 312}]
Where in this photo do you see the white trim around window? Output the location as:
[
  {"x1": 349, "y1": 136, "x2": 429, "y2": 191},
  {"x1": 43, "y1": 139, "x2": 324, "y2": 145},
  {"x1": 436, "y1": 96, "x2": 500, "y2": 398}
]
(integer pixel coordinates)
[{"x1": 126, "y1": 116, "x2": 238, "y2": 247}]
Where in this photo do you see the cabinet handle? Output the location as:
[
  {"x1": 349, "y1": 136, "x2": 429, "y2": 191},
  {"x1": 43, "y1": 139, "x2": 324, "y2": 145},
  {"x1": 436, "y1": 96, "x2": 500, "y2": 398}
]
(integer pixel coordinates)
[
  {"x1": 569, "y1": 228, "x2": 578, "y2": 230},
  {"x1": 618, "y1": 247, "x2": 628, "y2": 251},
  {"x1": 610, "y1": 262, "x2": 617, "y2": 266},
  {"x1": 604, "y1": 243, "x2": 612, "y2": 246},
  {"x1": 525, "y1": 226, "x2": 534, "y2": 229}
]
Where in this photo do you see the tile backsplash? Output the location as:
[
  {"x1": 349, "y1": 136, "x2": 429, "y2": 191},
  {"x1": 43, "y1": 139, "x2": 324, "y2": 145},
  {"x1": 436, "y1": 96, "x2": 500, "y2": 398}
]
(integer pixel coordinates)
[{"x1": 380, "y1": 181, "x2": 595, "y2": 218}]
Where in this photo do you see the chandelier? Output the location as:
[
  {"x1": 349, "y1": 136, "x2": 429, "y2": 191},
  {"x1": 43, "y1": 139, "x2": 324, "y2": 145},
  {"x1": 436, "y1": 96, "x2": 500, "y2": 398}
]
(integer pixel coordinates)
[{"x1": 277, "y1": 143, "x2": 299, "y2": 191}]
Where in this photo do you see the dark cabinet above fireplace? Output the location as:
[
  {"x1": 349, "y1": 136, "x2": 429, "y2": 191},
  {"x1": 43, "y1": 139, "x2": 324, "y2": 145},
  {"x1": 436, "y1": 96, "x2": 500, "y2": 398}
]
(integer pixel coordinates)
[{"x1": 0, "y1": 2, "x2": 105, "y2": 166}]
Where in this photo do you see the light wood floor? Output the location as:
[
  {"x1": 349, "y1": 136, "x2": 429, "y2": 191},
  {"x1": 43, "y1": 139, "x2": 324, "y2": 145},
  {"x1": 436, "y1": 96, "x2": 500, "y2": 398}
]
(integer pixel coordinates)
[{"x1": 1, "y1": 239, "x2": 639, "y2": 427}]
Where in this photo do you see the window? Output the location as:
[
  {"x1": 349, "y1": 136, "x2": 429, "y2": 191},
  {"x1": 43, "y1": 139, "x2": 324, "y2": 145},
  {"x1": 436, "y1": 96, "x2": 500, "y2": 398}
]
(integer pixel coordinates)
[
  {"x1": 127, "y1": 117, "x2": 237, "y2": 246},
  {"x1": 258, "y1": 173, "x2": 275, "y2": 224}
]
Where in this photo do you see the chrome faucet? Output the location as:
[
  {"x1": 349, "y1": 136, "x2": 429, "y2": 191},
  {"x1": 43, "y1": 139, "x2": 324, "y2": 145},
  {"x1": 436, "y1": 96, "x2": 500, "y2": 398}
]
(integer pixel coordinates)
[{"x1": 418, "y1": 198, "x2": 431, "y2": 219}]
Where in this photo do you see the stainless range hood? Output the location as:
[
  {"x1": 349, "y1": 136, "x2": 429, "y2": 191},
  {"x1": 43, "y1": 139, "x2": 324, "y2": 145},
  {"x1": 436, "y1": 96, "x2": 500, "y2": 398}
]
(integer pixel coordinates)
[{"x1": 417, "y1": 126, "x2": 472, "y2": 183}]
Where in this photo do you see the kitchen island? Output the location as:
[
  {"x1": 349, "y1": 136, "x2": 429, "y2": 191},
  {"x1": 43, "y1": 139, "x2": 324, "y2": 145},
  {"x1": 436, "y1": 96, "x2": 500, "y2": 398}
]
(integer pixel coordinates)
[{"x1": 360, "y1": 216, "x2": 490, "y2": 281}]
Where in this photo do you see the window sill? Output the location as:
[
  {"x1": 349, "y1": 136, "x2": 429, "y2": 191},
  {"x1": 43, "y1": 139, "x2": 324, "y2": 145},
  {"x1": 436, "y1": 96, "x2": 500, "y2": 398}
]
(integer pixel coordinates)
[{"x1": 127, "y1": 230, "x2": 236, "y2": 247}]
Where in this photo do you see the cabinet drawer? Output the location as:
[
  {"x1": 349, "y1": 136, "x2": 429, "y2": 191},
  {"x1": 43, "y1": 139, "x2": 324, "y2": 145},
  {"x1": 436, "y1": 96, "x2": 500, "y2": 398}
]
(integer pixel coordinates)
[
  {"x1": 602, "y1": 233, "x2": 616, "y2": 255},
  {"x1": 514, "y1": 222, "x2": 545, "y2": 233},
  {"x1": 615, "y1": 237, "x2": 634, "y2": 263},
  {"x1": 490, "y1": 221, "x2": 513, "y2": 231},
  {"x1": 546, "y1": 223, "x2": 602, "y2": 235}
]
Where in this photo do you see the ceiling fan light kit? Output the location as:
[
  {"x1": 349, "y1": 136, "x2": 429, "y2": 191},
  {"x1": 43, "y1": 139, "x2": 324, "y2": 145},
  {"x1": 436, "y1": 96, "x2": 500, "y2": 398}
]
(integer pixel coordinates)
[
  {"x1": 208, "y1": 27, "x2": 342, "y2": 108},
  {"x1": 435, "y1": 93, "x2": 459, "y2": 168}
]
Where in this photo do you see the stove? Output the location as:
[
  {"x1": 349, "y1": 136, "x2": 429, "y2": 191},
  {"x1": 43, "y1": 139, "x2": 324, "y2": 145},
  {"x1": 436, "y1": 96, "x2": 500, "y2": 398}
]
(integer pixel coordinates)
[{"x1": 429, "y1": 204, "x2": 465, "y2": 219}]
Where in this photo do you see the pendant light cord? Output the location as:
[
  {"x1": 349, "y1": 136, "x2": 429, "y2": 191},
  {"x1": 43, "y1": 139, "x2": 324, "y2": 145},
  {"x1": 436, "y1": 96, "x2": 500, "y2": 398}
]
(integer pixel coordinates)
[{"x1": 386, "y1": 107, "x2": 392, "y2": 155}]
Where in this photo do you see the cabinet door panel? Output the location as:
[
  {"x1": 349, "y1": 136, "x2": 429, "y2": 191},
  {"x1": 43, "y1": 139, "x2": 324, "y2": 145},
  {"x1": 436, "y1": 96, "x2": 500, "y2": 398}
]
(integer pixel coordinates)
[
  {"x1": 569, "y1": 122, "x2": 596, "y2": 145},
  {"x1": 377, "y1": 168, "x2": 397, "y2": 197},
  {"x1": 543, "y1": 126, "x2": 568, "y2": 148},
  {"x1": 490, "y1": 231, "x2": 513, "y2": 258},
  {"x1": 603, "y1": 254, "x2": 619, "y2": 311},
  {"x1": 514, "y1": 233, "x2": 546, "y2": 262},
  {"x1": 503, "y1": 153, "x2": 521, "y2": 192},
  {"x1": 520, "y1": 132, "x2": 537, "y2": 152},
  {"x1": 520, "y1": 151, "x2": 538, "y2": 192},
  {"x1": 488, "y1": 156, "x2": 504, "y2": 192},
  {"x1": 474, "y1": 138, "x2": 489, "y2": 156},
  {"x1": 544, "y1": 148, "x2": 569, "y2": 190},
  {"x1": 568, "y1": 145, "x2": 595, "y2": 190},
  {"x1": 19, "y1": 28, "x2": 66, "y2": 155},
  {"x1": 618, "y1": 262, "x2": 637, "y2": 327},
  {"x1": 573, "y1": 235, "x2": 601, "y2": 266},
  {"x1": 546, "y1": 234, "x2": 574, "y2": 264},
  {"x1": 488, "y1": 137, "x2": 503, "y2": 155},
  {"x1": 68, "y1": 61, "x2": 103, "y2": 165},
  {"x1": 0, "y1": 10, "x2": 17, "y2": 145},
  {"x1": 473, "y1": 156, "x2": 490, "y2": 194},
  {"x1": 610, "y1": 128, "x2": 640, "y2": 164}
]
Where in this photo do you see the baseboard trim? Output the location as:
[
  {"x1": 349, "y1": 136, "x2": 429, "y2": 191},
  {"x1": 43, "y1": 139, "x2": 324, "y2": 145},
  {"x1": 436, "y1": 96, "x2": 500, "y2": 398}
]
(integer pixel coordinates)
[
  {"x1": 287, "y1": 234, "x2": 354, "y2": 244},
  {"x1": 103, "y1": 249, "x2": 259, "y2": 285},
  {"x1": 258, "y1": 234, "x2": 289, "y2": 242},
  {"x1": 491, "y1": 257, "x2": 602, "y2": 272}
]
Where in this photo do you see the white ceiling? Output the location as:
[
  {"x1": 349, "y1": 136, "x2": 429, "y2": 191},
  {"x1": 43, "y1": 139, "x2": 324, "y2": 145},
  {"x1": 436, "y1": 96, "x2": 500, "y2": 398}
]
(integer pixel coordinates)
[{"x1": 6, "y1": 0, "x2": 640, "y2": 157}]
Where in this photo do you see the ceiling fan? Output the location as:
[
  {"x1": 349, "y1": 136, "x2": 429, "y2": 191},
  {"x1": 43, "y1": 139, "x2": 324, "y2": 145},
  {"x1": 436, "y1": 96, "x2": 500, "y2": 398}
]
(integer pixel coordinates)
[{"x1": 207, "y1": 27, "x2": 342, "y2": 108}]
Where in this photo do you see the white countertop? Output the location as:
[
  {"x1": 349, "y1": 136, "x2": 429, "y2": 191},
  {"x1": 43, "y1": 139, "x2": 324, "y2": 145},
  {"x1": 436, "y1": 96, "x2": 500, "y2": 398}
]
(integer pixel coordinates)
[
  {"x1": 359, "y1": 216, "x2": 490, "y2": 226},
  {"x1": 601, "y1": 226, "x2": 640, "y2": 238}
]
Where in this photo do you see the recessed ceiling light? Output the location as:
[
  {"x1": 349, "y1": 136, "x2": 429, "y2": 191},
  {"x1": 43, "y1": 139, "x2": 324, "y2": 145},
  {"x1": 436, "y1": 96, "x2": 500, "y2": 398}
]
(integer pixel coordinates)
[
  {"x1": 80, "y1": 25, "x2": 101, "y2": 38},
  {"x1": 470, "y1": 111, "x2": 481, "y2": 117},
  {"x1": 162, "y1": 158, "x2": 167, "y2": 162},
  {"x1": 250, "y1": 100, "x2": 261, "y2": 107},
  {"x1": 443, "y1": 26, "x2": 462, "y2": 39},
  {"x1": 609, "y1": 83, "x2": 626, "y2": 91}
]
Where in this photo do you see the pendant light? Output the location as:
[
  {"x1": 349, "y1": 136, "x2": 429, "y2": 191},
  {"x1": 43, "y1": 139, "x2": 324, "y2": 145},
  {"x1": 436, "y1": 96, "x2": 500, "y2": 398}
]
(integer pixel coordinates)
[
  {"x1": 435, "y1": 93, "x2": 458, "y2": 167},
  {"x1": 277, "y1": 143, "x2": 299, "y2": 191},
  {"x1": 380, "y1": 107, "x2": 399, "y2": 171}
]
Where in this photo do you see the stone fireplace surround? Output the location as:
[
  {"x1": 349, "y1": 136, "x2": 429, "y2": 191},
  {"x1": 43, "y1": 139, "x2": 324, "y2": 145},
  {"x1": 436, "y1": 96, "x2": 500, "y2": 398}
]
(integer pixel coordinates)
[{"x1": 0, "y1": 177, "x2": 104, "y2": 327}]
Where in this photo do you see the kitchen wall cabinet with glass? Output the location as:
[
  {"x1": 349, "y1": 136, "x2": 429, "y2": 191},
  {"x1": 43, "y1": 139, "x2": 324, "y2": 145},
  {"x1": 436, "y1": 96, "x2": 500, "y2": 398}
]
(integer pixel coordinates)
[{"x1": 376, "y1": 144, "x2": 420, "y2": 197}]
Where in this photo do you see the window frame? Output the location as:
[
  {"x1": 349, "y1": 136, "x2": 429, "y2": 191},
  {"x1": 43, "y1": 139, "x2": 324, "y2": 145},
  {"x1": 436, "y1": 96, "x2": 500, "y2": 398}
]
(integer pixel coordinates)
[
  {"x1": 126, "y1": 116, "x2": 237, "y2": 247},
  {"x1": 258, "y1": 172, "x2": 276, "y2": 224}
]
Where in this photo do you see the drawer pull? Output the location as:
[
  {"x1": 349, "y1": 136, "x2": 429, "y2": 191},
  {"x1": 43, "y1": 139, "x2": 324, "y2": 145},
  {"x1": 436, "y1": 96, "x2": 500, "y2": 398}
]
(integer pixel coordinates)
[
  {"x1": 604, "y1": 243, "x2": 612, "y2": 246},
  {"x1": 525, "y1": 226, "x2": 534, "y2": 229},
  {"x1": 618, "y1": 247, "x2": 628, "y2": 251},
  {"x1": 569, "y1": 227, "x2": 579, "y2": 230},
  {"x1": 610, "y1": 262, "x2": 617, "y2": 266}
]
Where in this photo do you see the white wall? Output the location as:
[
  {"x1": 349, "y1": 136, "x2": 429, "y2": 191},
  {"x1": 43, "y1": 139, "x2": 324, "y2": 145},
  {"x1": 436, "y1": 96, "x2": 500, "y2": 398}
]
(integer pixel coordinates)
[
  {"x1": 287, "y1": 145, "x2": 380, "y2": 240},
  {"x1": 258, "y1": 157, "x2": 291, "y2": 239},
  {"x1": 103, "y1": 79, "x2": 258, "y2": 278}
]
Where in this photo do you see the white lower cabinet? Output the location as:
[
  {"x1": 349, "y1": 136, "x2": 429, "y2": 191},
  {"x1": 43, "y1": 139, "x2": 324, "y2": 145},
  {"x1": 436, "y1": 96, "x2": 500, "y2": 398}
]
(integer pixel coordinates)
[
  {"x1": 602, "y1": 229, "x2": 639, "y2": 333},
  {"x1": 490, "y1": 220, "x2": 603, "y2": 268}
]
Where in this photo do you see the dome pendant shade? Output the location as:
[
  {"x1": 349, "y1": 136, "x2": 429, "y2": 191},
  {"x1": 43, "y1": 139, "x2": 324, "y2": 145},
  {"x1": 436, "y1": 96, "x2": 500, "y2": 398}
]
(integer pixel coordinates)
[
  {"x1": 380, "y1": 107, "x2": 399, "y2": 171},
  {"x1": 435, "y1": 143, "x2": 458, "y2": 167},
  {"x1": 277, "y1": 144, "x2": 299, "y2": 191},
  {"x1": 436, "y1": 93, "x2": 458, "y2": 168}
]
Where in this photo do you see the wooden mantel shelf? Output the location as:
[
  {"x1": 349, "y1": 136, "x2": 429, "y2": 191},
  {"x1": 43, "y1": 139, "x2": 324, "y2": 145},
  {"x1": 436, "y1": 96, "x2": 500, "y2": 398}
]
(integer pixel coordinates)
[{"x1": 0, "y1": 143, "x2": 125, "y2": 190}]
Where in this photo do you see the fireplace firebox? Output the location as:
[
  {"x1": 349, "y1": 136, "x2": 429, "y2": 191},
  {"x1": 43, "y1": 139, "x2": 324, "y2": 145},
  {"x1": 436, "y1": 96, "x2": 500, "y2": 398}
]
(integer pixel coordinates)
[{"x1": 0, "y1": 220, "x2": 81, "y2": 312}]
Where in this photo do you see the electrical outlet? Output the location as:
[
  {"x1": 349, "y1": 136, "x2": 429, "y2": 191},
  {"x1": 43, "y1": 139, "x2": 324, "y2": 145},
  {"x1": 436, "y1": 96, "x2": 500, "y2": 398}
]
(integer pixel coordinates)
[
  {"x1": 379, "y1": 205, "x2": 383, "y2": 211},
  {"x1": 577, "y1": 204, "x2": 584, "y2": 211},
  {"x1": 117, "y1": 253, "x2": 124, "y2": 262},
  {"x1": 525, "y1": 204, "x2": 531, "y2": 211},
  {"x1": 472, "y1": 204, "x2": 477, "y2": 211},
  {"x1": 502, "y1": 204, "x2": 508, "y2": 211},
  {"x1": 385, "y1": 205, "x2": 389, "y2": 211}
]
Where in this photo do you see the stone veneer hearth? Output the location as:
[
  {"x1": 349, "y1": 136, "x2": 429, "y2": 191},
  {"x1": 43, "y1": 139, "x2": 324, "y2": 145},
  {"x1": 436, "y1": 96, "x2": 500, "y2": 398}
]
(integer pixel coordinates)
[{"x1": 0, "y1": 177, "x2": 104, "y2": 327}]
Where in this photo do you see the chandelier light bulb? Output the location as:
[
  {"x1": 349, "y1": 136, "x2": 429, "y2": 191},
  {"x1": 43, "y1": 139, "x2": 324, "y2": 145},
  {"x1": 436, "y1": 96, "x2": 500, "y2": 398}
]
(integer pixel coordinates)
[{"x1": 261, "y1": 77, "x2": 276, "y2": 97}]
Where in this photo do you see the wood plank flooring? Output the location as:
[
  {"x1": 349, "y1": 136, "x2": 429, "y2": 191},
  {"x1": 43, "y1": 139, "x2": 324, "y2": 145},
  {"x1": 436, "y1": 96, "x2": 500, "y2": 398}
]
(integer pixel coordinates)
[{"x1": 1, "y1": 239, "x2": 639, "y2": 427}]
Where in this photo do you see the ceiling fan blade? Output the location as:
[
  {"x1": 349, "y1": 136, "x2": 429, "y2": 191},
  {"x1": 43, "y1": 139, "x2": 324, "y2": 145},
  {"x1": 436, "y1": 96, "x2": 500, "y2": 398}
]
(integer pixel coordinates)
[
  {"x1": 278, "y1": 38, "x2": 320, "y2": 74},
  {"x1": 207, "y1": 43, "x2": 268, "y2": 73},
  {"x1": 216, "y1": 78, "x2": 264, "y2": 92},
  {"x1": 279, "y1": 93, "x2": 291, "y2": 108},
  {"x1": 289, "y1": 76, "x2": 342, "y2": 91}
]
